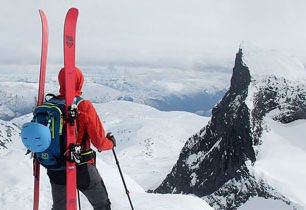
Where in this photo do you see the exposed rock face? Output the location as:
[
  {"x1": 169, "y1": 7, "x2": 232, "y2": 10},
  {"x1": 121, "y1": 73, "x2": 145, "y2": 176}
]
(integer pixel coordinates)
[
  {"x1": 154, "y1": 49, "x2": 304, "y2": 209},
  {"x1": 204, "y1": 165, "x2": 290, "y2": 210},
  {"x1": 155, "y1": 49, "x2": 255, "y2": 195},
  {"x1": 0, "y1": 120, "x2": 19, "y2": 155},
  {"x1": 251, "y1": 76, "x2": 306, "y2": 145}
]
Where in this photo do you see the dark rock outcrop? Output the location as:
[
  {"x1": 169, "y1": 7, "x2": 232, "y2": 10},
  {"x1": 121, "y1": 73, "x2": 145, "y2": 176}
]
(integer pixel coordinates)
[
  {"x1": 252, "y1": 76, "x2": 306, "y2": 145},
  {"x1": 0, "y1": 121, "x2": 18, "y2": 151},
  {"x1": 155, "y1": 49, "x2": 255, "y2": 196},
  {"x1": 154, "y1": 48, "x2": 305, "y2": 209}
]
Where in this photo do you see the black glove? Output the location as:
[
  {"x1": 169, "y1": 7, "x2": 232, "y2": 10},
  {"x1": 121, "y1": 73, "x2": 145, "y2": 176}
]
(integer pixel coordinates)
[{"x1": 106, "y1": 132, "x2": 116, "y2": 147}]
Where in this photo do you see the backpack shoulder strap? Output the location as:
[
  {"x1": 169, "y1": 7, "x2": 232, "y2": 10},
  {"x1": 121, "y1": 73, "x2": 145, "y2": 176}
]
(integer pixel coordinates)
[
  {"x1": 45, "y1": 93, "x2": 57, "y2": 102},
  {"x1": 44, "y1": 94, "x2": 85, "y2": 105},
  {"x1": 75, "y1": 96, "x2": 85, "y2": 107},
  {"x1": 45, "y1": 94, "x2": 65, "y2": 105}
]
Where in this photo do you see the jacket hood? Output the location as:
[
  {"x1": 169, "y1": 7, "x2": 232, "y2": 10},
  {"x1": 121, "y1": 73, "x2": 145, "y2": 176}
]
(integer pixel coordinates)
[{"x1": 58, "y1": 67, "x2": 84, "y2": 97}]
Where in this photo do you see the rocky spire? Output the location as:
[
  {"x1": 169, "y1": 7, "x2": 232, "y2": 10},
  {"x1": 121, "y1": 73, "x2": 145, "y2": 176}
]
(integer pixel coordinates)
[{"x1": 153, "y1": 48, "x2": 300, "y2": 209}]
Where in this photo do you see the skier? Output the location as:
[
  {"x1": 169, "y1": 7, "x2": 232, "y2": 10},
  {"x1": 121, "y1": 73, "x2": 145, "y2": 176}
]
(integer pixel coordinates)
[{"x1": 48, "y1": 67, "x2": 115, "y2": 210}]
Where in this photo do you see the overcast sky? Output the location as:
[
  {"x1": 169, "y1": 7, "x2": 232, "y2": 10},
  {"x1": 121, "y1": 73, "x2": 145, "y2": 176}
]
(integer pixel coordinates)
[{"x1": 1, "y1": 0, "x2": 306, "y2": 68}]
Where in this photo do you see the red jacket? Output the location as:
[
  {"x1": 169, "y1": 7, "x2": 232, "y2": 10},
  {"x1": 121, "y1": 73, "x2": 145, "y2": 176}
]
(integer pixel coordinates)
[{"x1": 58, "y1": 67, "x2": 114, "y2": 152}]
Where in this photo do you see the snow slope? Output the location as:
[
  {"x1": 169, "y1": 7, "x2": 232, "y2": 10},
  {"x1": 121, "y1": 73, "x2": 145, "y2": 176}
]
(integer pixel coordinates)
[
  {"x1": 0, "y1": 142, "x2": 213, "y2": 210},
  {"x1": 94, "y1": 100, "x2": 209, "y2": 190},
  {"x1": 4, "y1": 100, "x2": 211, "y2": 209},
  {"x1": 239, "y1": 197, "x2": 293, "y2": 210},
  {"x1": 241, "y1": 42, "x2": 306, "y2": 81},
  {"x1": 242, "y1": 45, "x2": 306, "y2": 208},
  {"x1": 254, "y1": 117, "x2": 306, "y2": 207}
]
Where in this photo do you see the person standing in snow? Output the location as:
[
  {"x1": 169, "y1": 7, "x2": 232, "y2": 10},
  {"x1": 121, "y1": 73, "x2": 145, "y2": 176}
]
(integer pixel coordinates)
[{"x1": 48, "y1": 67, "x2": 115, "y2": 210}]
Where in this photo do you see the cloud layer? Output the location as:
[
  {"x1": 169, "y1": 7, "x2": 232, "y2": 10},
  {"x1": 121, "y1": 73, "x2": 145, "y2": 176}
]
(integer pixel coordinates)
[{"x1": 1, "y1": 0, "x2": 306, "y2": 67}]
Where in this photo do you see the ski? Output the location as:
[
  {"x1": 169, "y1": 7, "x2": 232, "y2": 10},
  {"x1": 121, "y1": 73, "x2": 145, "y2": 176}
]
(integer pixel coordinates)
[
  {"x1": 63, "y1": 8, "x2": 79, "y2": 210},
  {"x1": 33, "y1": 9, "x2": 48, "y2": 210}
]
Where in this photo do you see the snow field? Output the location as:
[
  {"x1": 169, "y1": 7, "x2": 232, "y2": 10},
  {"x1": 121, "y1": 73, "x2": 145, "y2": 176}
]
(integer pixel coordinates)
[
  {"x1": 239, "y1": 197, "x2": 294, "y2": 210},
  {"x1": 254, "y1": 118, "x2": 306, "y2": 208},
  {"x1": 1, "y1": 100, "x2": 212, "y2": 210},
  {"x1": 95, "y1": 100, "x2": 209, "y2": 190},
  {"x1": 241, "y1": 42, "x2": 306, "y2": 81}
]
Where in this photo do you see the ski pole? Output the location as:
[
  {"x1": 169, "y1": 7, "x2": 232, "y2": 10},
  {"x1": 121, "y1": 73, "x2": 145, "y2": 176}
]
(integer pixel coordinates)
[
  {"x1": 77, "y1": 188, "x2": 81, "y2": 210},
  {"x1": 112, "y1": 148, "x2": 135, "y2": 210}
]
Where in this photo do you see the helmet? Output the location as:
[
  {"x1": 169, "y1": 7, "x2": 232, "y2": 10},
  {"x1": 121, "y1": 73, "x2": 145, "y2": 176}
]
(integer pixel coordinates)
[{"x1": 21, "y1": 122, "x2": 51, "y2": 152}]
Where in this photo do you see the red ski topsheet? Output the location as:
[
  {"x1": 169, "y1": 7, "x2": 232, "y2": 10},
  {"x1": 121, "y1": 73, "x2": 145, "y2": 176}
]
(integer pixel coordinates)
[
  {"x1": 64, "y1": 8, "x2": 79, "y2": 210},
  {"x1": 33, "y1": 9, "x2": 48, "y2": 210}
]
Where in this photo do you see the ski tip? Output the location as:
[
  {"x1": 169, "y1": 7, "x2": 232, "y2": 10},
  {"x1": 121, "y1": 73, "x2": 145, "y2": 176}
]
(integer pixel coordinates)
[
  {"x1": 67, "y1": 8, "x2": 79, "y2": 15},
  {"x1": 38, "y1": 9, "x2": 48, "y2": 29},
  {"x1": 39, "y1": 9, "x2": 46, "y2": 16}
]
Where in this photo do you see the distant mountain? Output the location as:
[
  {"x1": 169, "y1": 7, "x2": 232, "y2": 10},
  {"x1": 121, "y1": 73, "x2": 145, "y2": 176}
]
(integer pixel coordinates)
[
  {"x1": 0, "y1": 65, "x2": 229, "y2": 120},
  {"x1": 154, "y1": 46, "x2": 306, "y2": 209}
]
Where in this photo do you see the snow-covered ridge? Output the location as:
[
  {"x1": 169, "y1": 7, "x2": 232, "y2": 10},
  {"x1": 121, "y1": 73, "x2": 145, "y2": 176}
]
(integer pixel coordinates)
[
  {"x1": 241, "y1": 44, "x2": 306, "y2": 207},
  {"x1": 241, "y1": 42, "x2": 306, "y2": 81},
  {"x1": 242, "y1": 45, "x2": 306, "y2": 208}
]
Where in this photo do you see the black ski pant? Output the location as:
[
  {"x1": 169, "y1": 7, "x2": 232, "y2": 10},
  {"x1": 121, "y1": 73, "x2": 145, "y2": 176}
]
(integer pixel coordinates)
[{"x1": 49, "y1": 164, "x2": 111, "y2": 210}]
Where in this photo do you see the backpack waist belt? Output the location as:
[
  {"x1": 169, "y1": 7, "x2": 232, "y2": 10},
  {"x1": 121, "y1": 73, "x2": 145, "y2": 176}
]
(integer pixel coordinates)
[{"x1": 79, "y1": 149, "x2": 96, "y2": 165}]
